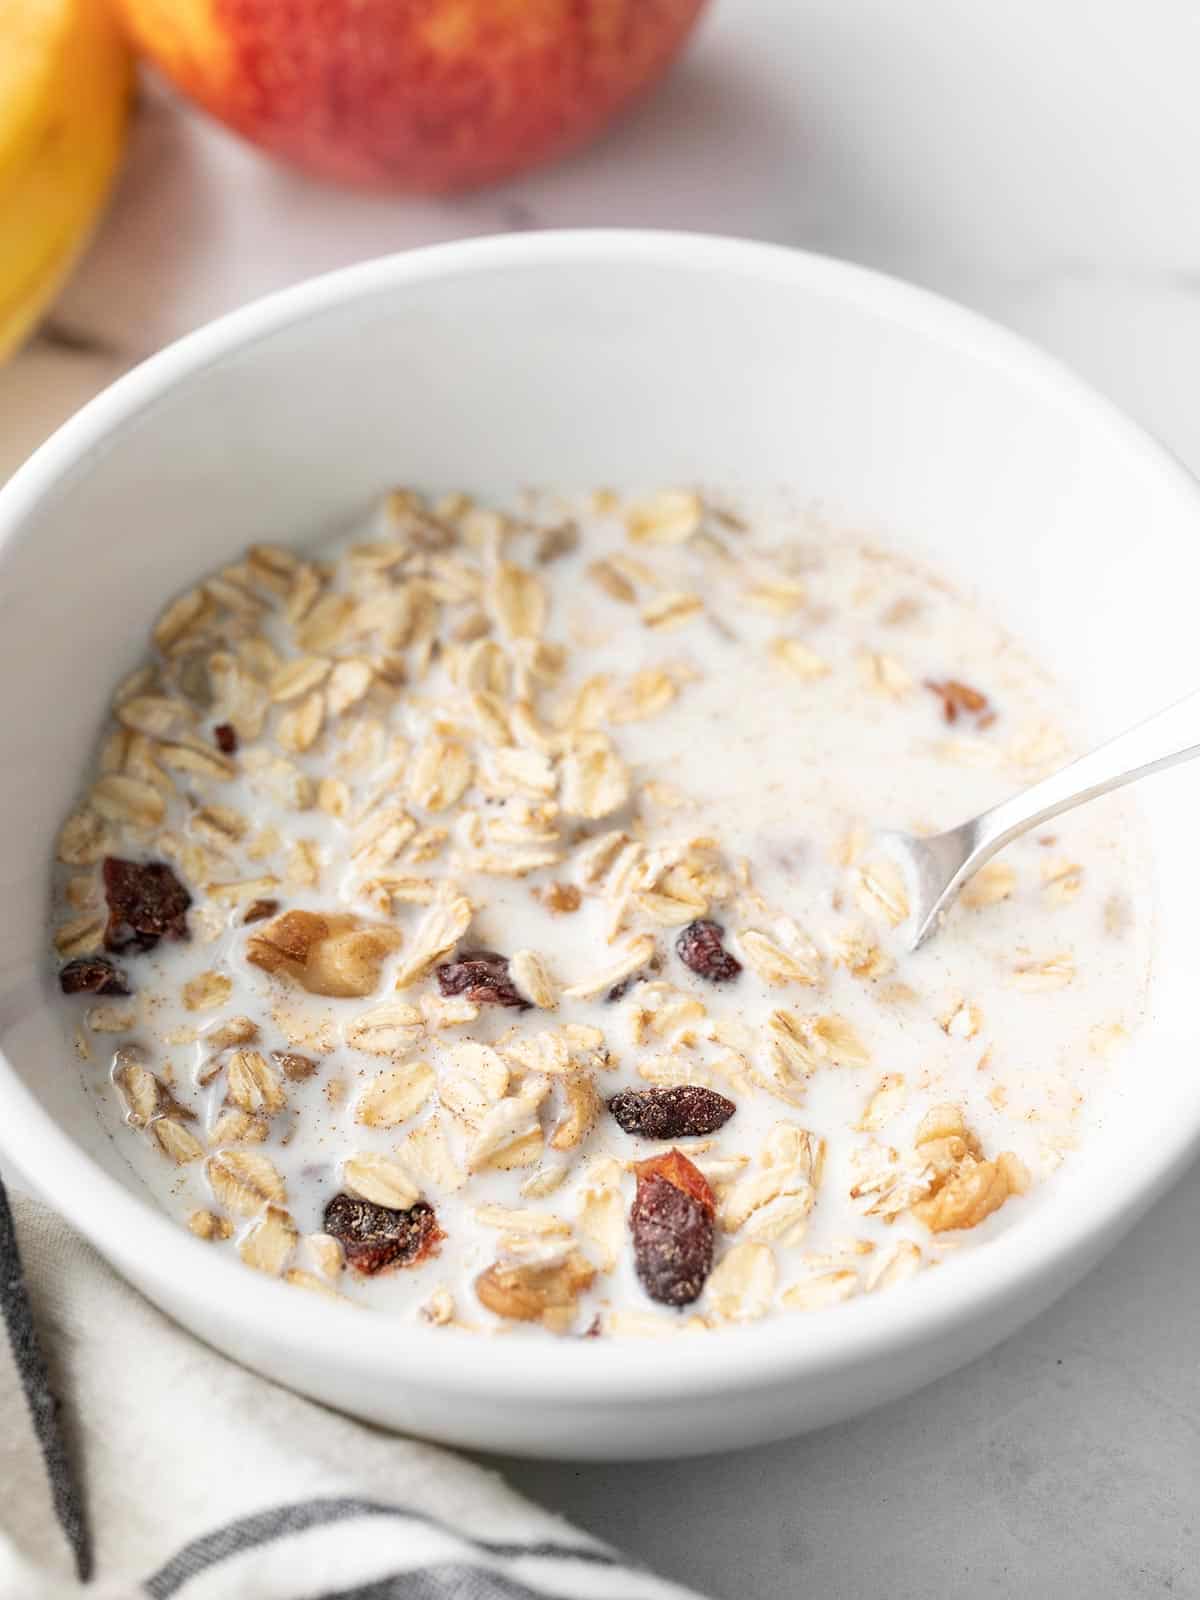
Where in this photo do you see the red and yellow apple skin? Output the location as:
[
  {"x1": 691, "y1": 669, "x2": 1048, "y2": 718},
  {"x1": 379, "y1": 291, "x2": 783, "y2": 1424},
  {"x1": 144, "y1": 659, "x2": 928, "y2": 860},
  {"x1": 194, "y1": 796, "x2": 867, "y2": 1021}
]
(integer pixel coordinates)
[{"x1": 114, "y1": 0, "x2": 709, "y2": 192}]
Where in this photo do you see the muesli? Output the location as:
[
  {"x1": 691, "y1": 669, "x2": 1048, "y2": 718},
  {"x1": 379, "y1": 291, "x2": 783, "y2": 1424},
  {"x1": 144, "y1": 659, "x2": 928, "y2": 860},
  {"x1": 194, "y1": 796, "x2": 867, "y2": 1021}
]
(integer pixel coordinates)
[{"x1": 51, "y1": 487, "x2": 1150, "y2": 1335}]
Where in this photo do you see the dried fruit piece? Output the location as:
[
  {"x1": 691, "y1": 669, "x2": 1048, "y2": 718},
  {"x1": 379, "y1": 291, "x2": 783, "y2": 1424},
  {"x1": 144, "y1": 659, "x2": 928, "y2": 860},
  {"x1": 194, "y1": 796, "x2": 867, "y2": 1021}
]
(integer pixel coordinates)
[
  {"x1": 58, "y1": 956, "x2": 129, "y2": 996},
  {"x1": 435, "y1": 950, "x2": 529, "y2": 1009},
  {"x1": 925, "y1": 679, "x2": 993, "y2": 726},
  {"x1": 323, "y1": 1191, "x2": 443, "y2": 1276},
  {"x1": 630, "y1": 1149, "x2": 716, "y2": 1307},
  {"x1": 213, "y1": 722, "x2": 238, "y2": 754},
  {"x1": 608, "y1": 1085, "x2": 736, "y2": 1140},
  {"x1": 102, "y1": 858, "x2": 191, "y2": 953},
  {"x1": 676, "y1": 919, "x2": 742, "y2": 983}
]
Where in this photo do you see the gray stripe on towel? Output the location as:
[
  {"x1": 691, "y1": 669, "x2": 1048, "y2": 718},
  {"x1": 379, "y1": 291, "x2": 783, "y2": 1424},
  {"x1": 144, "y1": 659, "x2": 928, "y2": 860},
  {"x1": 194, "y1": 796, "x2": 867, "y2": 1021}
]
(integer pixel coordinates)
[
  {"x1": 143, "y1": 1496, "x2": 621, "y2": 1598},
  {"x1": 0, "y1": 1177, "x2": 91, "y2": 1580},
  {"x1": 314, "y1": 1565, "x2": 614, "y2": 1600}
]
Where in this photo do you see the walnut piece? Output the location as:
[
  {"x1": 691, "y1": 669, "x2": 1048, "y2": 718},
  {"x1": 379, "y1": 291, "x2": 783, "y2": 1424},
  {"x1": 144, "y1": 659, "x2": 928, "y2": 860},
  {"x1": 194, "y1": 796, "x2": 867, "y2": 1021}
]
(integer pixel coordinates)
[
  {"x1": 475, "y1": 1250, "x2": 596, "y2": 1332},
  {"x1": 909, "y1": 1105, "x2": 1030, "y2": 1233},
  {"x1": 246, "y1": 909, "x2": 401, "y2": 997}
]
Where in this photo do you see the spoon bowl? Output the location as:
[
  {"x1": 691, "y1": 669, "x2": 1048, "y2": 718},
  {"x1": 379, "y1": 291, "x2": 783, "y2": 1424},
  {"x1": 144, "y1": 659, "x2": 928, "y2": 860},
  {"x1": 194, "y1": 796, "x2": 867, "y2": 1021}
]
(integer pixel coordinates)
[{"x1": 889, "y1": 686, "x2": 1200, "y2": 950}]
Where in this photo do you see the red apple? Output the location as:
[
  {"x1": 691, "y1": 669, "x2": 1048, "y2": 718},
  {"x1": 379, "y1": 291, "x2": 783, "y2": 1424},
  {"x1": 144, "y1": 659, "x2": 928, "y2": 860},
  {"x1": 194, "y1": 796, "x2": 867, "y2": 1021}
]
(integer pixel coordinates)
[{"x1": 113, "y1": 0, "x2": 709, "y2": 191}]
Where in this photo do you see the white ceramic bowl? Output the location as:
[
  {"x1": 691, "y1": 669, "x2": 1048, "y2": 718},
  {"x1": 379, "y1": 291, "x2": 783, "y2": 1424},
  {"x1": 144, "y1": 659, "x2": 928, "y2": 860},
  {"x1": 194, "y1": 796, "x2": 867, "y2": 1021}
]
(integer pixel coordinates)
[{"x1": 2, "y1": 232, "x2": 1198, "y2": 1460}]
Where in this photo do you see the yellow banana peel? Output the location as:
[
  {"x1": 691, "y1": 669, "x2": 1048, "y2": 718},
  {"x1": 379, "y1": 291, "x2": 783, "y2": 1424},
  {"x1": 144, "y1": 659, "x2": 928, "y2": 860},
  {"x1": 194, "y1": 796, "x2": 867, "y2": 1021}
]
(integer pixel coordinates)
[{"x1": 0, "y1": 0, "x2": 133, "y2": 361}]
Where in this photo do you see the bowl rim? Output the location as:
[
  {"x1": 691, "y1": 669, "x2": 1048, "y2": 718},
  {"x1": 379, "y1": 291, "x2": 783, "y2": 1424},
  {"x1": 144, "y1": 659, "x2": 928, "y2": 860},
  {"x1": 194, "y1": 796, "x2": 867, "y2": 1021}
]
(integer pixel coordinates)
[{"x1": 2, "y1": 227, "x2": 1199, "y2": 1401}]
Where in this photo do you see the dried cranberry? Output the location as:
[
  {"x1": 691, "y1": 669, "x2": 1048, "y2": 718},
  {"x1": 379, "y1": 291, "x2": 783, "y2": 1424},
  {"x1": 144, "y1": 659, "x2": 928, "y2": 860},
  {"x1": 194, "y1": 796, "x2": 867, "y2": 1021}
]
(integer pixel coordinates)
[
  {"x1": 609, "y1": 1085, "x2": 736, "y2": 1140},
  {"x1": 323, "y1": 1192, "x2": 443, "y2": 1276},
  {"x1": 676, "y1": 919, "x2": 741, "y2": 983},
  {"x1": 242, "y1": 897, "x2": 280, "y2": 925},
  {"x1": 102, "y1": 858, "x2": 191, "y2": 954},
  {"x1": 58, "y1": 956, "x2": 130, "y2": 996},
  {"x1": 435, "y1": 950, "x2": 529, "y2": 1009},
  {"x1": 213, "y1": 722, "x2": 238, "y2": 754},
  {"x1": 630, "y1": 1149, "x2": 716, "y2": 1307}
]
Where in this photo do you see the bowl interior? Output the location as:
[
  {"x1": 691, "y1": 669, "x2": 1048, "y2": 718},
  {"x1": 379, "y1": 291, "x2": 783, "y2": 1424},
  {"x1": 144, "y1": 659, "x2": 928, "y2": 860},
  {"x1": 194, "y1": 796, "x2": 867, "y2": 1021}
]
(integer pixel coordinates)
[{"x1": 2, "y1": 233, "x2": 1198, "y2": 1401}]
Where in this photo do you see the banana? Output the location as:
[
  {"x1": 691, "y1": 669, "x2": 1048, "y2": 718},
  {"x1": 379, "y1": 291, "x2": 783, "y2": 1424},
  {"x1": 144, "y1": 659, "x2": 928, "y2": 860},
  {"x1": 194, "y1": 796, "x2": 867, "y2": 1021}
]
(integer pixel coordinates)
[{"x1": 0, "y1": 0, "x2": 133, "y2": 361}]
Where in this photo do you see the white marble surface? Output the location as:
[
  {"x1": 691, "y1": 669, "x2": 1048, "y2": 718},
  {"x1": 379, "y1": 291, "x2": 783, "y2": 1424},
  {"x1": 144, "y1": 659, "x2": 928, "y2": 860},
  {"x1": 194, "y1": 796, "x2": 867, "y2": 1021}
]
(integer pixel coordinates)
[{"x1": 5, "y1": 1, "x2": 1200, "y2": 1594}]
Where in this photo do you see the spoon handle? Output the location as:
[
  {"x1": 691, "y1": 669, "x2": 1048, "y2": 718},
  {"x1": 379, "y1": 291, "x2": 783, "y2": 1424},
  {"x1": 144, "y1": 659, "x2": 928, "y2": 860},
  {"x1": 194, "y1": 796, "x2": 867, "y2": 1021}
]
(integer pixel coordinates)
[{"x1": 964, "y1": 686, "x2": 1200, "y2": 861}]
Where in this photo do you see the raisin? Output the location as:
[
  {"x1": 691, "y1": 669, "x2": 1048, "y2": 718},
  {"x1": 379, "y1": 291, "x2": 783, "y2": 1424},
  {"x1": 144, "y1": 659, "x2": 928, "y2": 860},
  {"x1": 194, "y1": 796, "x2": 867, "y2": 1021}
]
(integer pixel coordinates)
[
  {"x1": 213, "y1": 722, "x2": 238, "y2": 754},
  {"x1": 435, "y1": 950, "x2": 530, "y2": 1009},
  {"x1": 676, "y1": 919, "x2": 741, "y2": 983},
  {"x1": 58, "y1": 956, "x2": 130, "y2": 996},
  {"x1": 637, "y1": 1149, "x2": 717, "y2": 1215},
  {"x1": 924, "y1": 679, "x2": 994, "y2": 727},
  {"x1": 102, "y1": 858, "x2": 191, "y2": 954},
  {"x1": 243, "y1": 897, "x2": 280, "y2": 925},
  {"x1": 323, "y1": 1192, "x2": 443, "y2": 1276},
  {"x1": 606, "y1": 976, "x2": 636, "y2": 1003},
  {"x1": 608, "y1": 1085, "x2": 736, "y2": 1140},
  {"x1": 630, "y1": 1149, "x2": 716, "y2": 1307}
]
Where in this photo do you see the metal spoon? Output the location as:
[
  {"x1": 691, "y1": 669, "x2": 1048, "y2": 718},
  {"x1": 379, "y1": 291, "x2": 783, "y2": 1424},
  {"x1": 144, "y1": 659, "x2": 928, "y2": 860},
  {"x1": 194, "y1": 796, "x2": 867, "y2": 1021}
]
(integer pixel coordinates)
[{"x1": 883, "y1": 688, "x2": 1200, "y2": 950}]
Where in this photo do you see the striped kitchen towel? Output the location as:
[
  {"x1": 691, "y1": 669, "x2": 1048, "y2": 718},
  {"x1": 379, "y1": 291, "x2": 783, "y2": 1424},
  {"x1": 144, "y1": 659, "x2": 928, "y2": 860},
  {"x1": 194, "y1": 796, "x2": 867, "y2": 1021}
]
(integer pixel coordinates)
[{"x1": 0, "y1": 1181, "x2": 705, "y2": 1600}]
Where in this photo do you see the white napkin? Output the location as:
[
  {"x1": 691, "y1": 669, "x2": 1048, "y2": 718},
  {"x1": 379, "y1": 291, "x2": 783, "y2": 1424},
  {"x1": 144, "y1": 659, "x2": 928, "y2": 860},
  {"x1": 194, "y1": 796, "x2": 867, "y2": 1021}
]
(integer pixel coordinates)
[{"x1": 0, "y1": 1182, "x2": 705, "y2": 1600}]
